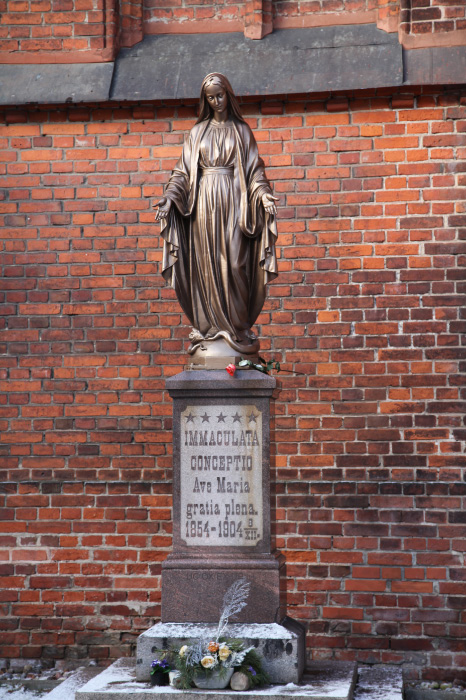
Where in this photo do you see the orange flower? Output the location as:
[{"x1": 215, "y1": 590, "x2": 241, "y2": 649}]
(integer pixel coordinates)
[{"x1": 207, "y1": 641, "x2": 219, "y2": 653}]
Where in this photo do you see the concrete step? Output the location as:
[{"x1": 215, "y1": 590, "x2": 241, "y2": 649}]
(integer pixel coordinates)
[
  {"x1": 43, "y1": 667, "x2": 102, "y2": 700},
  {"x1": 75, "y1": 658, "x2": 358, "y2": 700},
  {"x1": 354, "y1": 664, "x2": 403, "y2": 700}
]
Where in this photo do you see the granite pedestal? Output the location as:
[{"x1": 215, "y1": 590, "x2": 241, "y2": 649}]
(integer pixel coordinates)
[{"x1": 161, "y1": 370, "x2": 284, "y2": 623}]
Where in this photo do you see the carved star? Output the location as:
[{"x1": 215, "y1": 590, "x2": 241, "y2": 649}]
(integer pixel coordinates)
[
  {"x1": 232, "y1": 412, "x2": 242, "y2": 423},
  {"x1": 217, "y1": 412, "x2": 226, "y2": 423},
  {"x1": 186, "y1": 412, "x2": 195, "y2": 423},
  {"x1": 248, "y1": 412, "x2": 257, "y2": 423},
  {"x1": 201, "y1": 412, "x2": 210, "y2": 423}
]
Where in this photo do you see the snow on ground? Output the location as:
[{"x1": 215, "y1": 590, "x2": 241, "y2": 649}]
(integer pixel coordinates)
[{"x1": 0, "y1": 688, "x2": 48, "y2": 700}]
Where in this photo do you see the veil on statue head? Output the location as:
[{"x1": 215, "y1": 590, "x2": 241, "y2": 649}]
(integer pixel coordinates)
[{"x1": 196, "y1": 72, "x2": 246, "y2": 124}]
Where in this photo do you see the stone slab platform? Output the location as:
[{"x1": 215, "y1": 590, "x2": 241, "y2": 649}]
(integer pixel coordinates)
[{"x1": 76, "y1": 658, "x2": 357, "y2": 700}]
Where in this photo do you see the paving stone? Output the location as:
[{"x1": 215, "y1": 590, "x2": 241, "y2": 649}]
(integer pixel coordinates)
[
  {"x1": 354, "y1": 665, "x2": 403, "y2": 700},
  {"x1": 76, "y1": 658, "x2": 357, "y2": 700},
  {"x1": 0, "y1": 679, "x2": 58, "y2": 691}
]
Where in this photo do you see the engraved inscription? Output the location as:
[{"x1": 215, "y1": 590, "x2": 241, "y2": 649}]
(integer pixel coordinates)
[{"x1": 180, "y1": 405, "x2": 262, "y2": 547}]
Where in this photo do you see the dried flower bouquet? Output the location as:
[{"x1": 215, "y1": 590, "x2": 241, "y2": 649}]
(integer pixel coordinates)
[{"x1": 171, "y1": 578, "x2": 269, "y2": 689}]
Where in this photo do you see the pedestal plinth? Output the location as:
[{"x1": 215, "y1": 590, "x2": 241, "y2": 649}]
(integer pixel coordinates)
[
  {"x1": 161, "y1": 370, "x2": 285, "y2": 624},
  {"x1": 136, "y1": 620, "x2": 305, "y2": 684}
]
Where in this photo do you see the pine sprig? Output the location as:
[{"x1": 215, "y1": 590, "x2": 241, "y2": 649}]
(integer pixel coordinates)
[{"x1": 237, "y1": 649, "x2": 270, "y2": 688}]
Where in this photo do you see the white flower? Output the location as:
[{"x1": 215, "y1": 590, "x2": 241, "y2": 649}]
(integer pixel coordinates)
[
  {"x1": 179, "y1": 645, "x2": 188, "y2": 657},
  {"x1": 218, "y1": 645, "x2": 231, "y2": 661},
  {"x1": 201, "y1": 655, "x2": 216, "y2": 669}
]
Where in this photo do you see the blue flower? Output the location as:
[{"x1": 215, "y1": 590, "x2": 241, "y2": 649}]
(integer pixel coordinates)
[
  {"x1": 248, "y1": 666, "x2": 257, "y2": 676},
  {"x1": 151, "y1": 658, "x2": 170, "y2": 675}
]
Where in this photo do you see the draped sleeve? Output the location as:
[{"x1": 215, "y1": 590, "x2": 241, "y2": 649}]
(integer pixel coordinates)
[
  {"x1": 160, "y1": 134, "x2": 190, "y2": 286},
  {"x1": 160, "y1": 122, "x2": 209, "y2": 287},
  {"x1": 233, "y1": 121, "x2": 278, "y2": 285}
]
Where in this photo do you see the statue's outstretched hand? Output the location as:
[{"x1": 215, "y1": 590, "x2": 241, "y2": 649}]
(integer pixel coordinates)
[
  {"x1": 154, "y1": 196, "x2": 172, "y2": 222},
  {"x1": 262, "y1": 193, "x2": 278, "y2": 216}
]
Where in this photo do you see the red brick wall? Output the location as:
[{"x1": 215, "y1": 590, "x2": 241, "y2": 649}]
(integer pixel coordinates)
[
  {"x1": 120, "y1": 0, "x2": 143, "y2": 46},
  {"x1": 143, "y1": 0, "x2": 244, "y2": 34},
  {"x1": 273, "y1": 0, "x2": 377, "y2": 29},
  {"x1": 408, "y1": 0, "x2": 466, "y2": 36},
  {"x1": 143, "y1": 0, "x2": 378, "y2": 35},
  {"x1": 0, "y1": 0, "x2": 143, "y2": 62},
  {"x1": 0, "y1": 0, "x2": 110, "y2": 56},
  {"x1": 1, "y1": 88, "x2": 466, "y2": 679},
  {"x1": 2, "y1": 0, "x2": 465, "y2": 59},
  {"x1": 400, "y1": 0, "x2": 466, "y2": 47}
]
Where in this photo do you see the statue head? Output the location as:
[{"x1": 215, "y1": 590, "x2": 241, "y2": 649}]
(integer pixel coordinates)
[{"x1": 196, "y1": 73, "x2": 245, "y2": 124}]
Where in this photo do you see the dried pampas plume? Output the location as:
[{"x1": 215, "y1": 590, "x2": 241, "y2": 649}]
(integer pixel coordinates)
[{"x1": 216, "y1": 577, "x2": 250, "y2": 641}]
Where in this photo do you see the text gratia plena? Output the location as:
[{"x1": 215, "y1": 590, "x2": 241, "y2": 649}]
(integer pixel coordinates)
[{"x1": 186, "y1": 497, "x2": 258, "y2": 519}]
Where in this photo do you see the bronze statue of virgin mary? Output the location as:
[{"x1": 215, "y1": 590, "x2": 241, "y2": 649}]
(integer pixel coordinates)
[{"x1": 155, "y1": 73, "x2": 278, "y2": 366}]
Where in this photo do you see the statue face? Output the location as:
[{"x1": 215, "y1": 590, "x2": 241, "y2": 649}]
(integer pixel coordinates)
[{"x1": 204, "y1": 82, "x2": 228, "y2": 119}]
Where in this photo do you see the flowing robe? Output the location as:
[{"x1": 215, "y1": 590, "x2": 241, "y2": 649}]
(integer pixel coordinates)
[{"x1": 160, "y1": 117, "x2": 278, "y2": 349}]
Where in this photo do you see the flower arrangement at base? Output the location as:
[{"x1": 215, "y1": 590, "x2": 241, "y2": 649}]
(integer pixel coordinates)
[{"x1": 172, "y1": 578, "x2": 269, "y2": 690}]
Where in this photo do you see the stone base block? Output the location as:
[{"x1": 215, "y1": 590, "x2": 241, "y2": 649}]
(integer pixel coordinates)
[
  {"x1": 136, "y1": 618, "x2": 306, "y2": 684},
  {"x1": 161, "y1": 557, "x2": 284, "y2": 623},
  {"x1": 76, "y1": 658, "x2": 357, "y2": 700}
]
